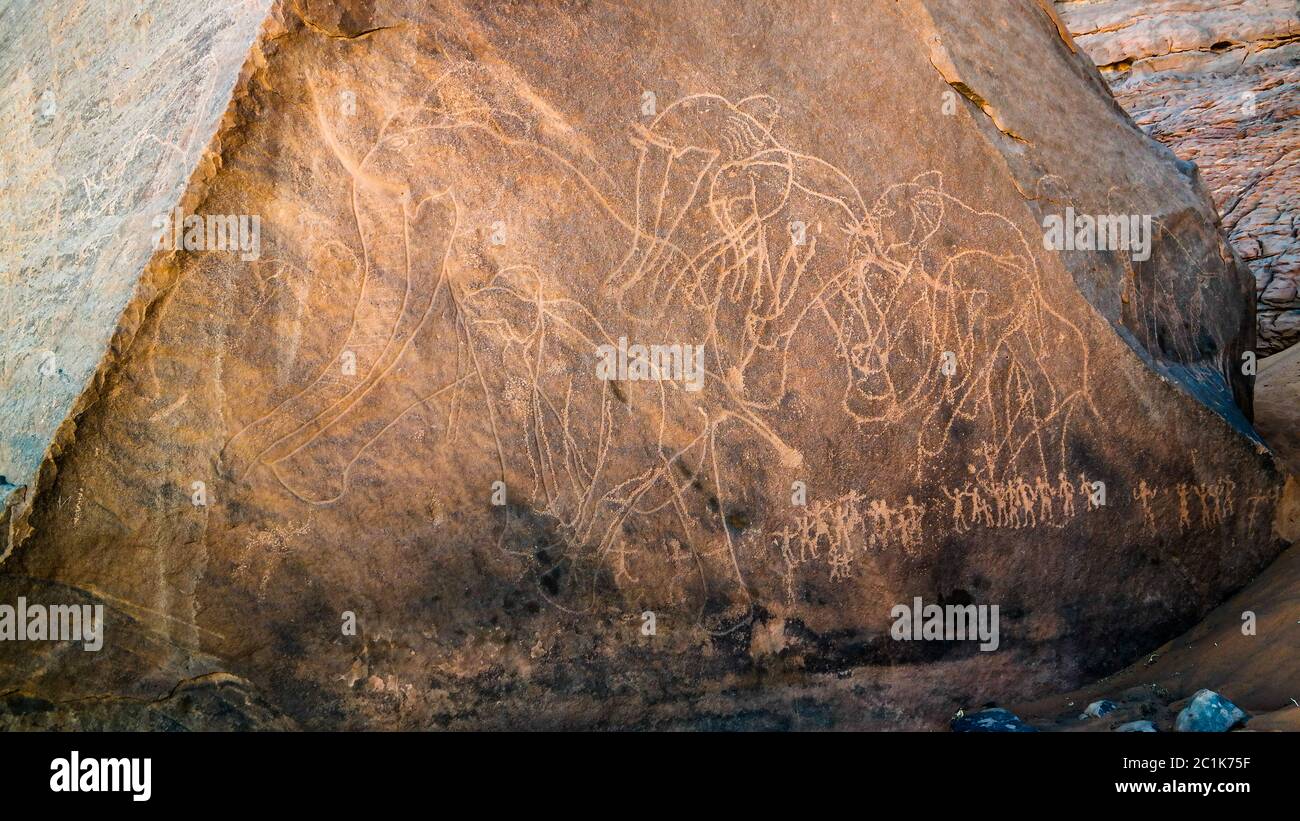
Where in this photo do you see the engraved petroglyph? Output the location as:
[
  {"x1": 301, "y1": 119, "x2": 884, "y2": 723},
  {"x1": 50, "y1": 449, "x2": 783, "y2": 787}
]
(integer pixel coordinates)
[
  {"x1": 940, "y1": 467, "x2": 1095, "y2": 533},
  {"x1": 771, "y1": 473, "x2": 1276, "y2": 596},
  {"x1": 773, "y1": 489, "x2": 926, "y2": 603},
  {"x1": 216, "y1": 76, "x2": 1276, "y2": 626},
  {"x1": 233, "y1": 518, "x2": 312, "y2": 600}
]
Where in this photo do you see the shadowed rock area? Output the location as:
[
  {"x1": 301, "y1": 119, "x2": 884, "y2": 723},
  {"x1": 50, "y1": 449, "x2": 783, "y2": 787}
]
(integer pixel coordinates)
[{"x1": 0, "y1": 0, "x2": 1294, "y2": 729}]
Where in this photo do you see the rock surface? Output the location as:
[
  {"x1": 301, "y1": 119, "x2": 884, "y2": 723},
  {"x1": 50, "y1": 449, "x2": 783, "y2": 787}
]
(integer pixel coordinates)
[
  {"x1": 0, "y1": 0, "x2": 274, "y2": 552},
  {"x1": 1014, "y1": 519, "x2": 1300, "y2": 733},
  {"x1": 0, "y1": 0, "x2": 1293, "y2": 729},
  {"x1": 1055, "y1": 0, "x2": 1300, "y2": 355},
  {"x1": 0, "y1": 672, "x2": 297, "y2": 732},
  {"x1": 1255, "y1": 343, "x2": 1300, "y2": 474},
  {"x1": 1080, "y1": 698, "x2": 1118, "y2": 718}
]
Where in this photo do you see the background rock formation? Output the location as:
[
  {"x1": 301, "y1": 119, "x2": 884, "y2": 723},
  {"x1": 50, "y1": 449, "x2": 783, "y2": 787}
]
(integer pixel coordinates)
[
  {"x1": 1056, "y1": 0, "x2": 1300, "y2": 355},
  {"x1": 0, "y1": 0, "x2": 1292, "y2": 729}
]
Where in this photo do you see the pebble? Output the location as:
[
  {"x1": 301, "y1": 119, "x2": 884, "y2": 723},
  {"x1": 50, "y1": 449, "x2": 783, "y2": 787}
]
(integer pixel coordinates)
[
  {"x1": 1174, "y1": 689, "x2": 1248, "y2": 732},
  {"x1": 951, "y1": 707, "x2": 1037, "y2": 732}
]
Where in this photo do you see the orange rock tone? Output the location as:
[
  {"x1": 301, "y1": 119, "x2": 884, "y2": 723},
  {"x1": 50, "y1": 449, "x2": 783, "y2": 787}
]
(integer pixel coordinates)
[{"x1": 0, "y1": 0, "x2": 1293, "y2": 729}]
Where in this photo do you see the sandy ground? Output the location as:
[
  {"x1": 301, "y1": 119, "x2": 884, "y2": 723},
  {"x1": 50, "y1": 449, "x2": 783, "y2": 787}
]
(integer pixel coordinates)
[
  {"x1": 1013, "y1": 347, "x2": 1300, "y2": 731},
  {"x1": 1256, "y1": 344, "x2": 1300, "y2": 476}
]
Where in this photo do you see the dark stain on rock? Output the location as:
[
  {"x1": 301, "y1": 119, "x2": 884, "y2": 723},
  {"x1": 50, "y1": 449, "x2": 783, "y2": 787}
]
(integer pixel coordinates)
[
  {"x1": 938, "y1": 588, "x2": 973, "y2": 607},
  {"x1": 724, "y1": 508, "x2": 750, "y2": 534},
  {"x1": 3, "y1": 693, "x2": 55, "y2": 715},
  {"x1": 535, "y1": 548, "x2": 565, "y2": 596}
]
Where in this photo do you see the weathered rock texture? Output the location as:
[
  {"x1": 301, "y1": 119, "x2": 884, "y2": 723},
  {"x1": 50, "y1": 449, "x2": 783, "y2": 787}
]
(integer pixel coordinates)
[
  {"x1": 0, "y1": 0, "x2": 1292, "y2": 729},
  {"x1": 0, "y1": 0, "x2": 274, "y2": 550},
  {"x1": 1056, "y1": 0, "x2": 1300, "y2": 354}
]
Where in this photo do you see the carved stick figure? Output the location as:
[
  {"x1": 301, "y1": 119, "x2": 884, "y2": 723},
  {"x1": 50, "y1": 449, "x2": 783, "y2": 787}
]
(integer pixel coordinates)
[
  {"x1": 1057, "y1": 471, "x2": 1076, "y2": 518},
  {"x1": 1131, "y1": 480, "x2": 1158, "y2": 534}
]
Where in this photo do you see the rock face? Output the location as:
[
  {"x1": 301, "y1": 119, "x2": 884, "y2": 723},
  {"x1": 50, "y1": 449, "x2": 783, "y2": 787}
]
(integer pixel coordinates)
[
  {"x1": 1014, "y1": 500, "x2": 1300, "y2": 733},
  {"x1": 1256, "y1": 343, "x2": 1300, "y2": 472},
  {"x1": 0, "y1": 0, "x2": 1292, "y2": 729},
  {"x1": 0, "y1": 0, "x2": 274, "y2": 552},
  {"x1": 1055, "y1": 0, "x2": 1300, "y2": 355}
]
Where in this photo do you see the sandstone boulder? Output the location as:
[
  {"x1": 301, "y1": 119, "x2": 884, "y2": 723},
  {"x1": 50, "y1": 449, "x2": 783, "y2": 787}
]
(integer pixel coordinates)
[{"x1": 0, "y1": 0, "x2": 1292, "y2": 729}]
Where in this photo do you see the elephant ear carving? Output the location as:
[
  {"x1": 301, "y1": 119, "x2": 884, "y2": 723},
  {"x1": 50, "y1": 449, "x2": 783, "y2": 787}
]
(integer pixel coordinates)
[
  {"x1": 911, "y1": 190, "x2": 945, "y2": 245},
  {"x1": 912, "y1": 170, "x2": 943, "y2": 191},
  {"x1": 907, "y1": 172, "x2": 946, "y2": 244},
  {"x1": 736, "y1": 94, "x2": 779, "y2": 133}
]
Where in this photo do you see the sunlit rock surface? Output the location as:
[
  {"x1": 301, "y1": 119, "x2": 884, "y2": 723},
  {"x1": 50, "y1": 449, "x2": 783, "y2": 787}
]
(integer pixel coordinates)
[
  {"x1": 0, "y1": 0, "x2": 274, "y2": 550},
  {"x1": 0, "y1": 0, "x2": 1291, "y2": 729}
]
